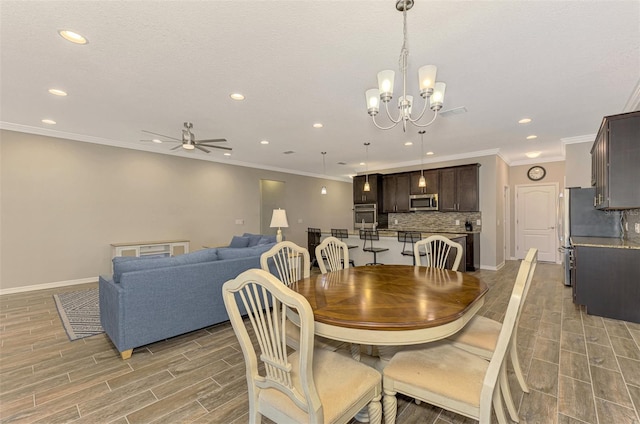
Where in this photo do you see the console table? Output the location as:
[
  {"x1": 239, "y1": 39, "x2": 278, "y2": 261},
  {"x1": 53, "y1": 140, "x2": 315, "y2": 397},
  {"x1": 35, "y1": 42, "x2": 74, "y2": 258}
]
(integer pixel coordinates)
[{"x1": 111, "y1": 240, "x2": 190, "y2": 258}]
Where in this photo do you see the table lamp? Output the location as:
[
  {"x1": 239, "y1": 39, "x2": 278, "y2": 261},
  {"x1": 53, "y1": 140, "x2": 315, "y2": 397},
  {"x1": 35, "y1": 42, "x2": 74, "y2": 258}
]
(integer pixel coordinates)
[{"x1": 269, "y1": 208, "x2": 289, "y2": 242}]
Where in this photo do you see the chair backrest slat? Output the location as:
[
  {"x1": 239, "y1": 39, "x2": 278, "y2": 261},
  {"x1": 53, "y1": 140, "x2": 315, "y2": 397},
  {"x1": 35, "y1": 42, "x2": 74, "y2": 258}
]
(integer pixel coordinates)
[
  {"x1": 414, "y1": 235, "x2": 463, "y2": 271},
  {"x1": 316, "y1": 236, "x2": 350, "y2": 274},
  {"x1": 260, "y1": 242, "x2": 311, "y2": 286}
]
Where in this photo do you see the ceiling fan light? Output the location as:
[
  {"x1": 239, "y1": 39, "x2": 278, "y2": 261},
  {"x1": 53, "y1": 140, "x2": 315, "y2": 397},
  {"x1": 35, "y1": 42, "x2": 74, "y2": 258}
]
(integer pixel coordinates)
[
  {"x1": 365, "y1": 89, "x2": 380, "y2": 116},
  {"x1": 430, "y1": 82, "x2": 446, "y2": 111},
  {"x1": 182, "y1": 144, "x2": 195, "y2": 150}
]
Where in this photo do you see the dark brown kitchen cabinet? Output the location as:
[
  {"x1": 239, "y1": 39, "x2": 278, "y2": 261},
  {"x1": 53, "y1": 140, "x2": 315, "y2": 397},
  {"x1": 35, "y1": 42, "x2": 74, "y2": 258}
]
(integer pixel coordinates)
[
  {"x1": 574, "y1": 245, "x2": 640, "y2": 323},
  {"x1": 439, "y1": 164, "x2": 480, "y2": 212},
  {"x1": 353, "y1": 174, "x2": 383, "y2": 205},
  {"x1": 591, "y1": 111, "x2": 640, "y2": 209},
  {"x1": 409, "y1": 170, "x2": 439, "y2": 195},
  {"x1": 465, "y1": 232, "x2": 480, "y2": 271},
  {"x1": 382, "y1": 173, "x2": 410, "y2": 213}
]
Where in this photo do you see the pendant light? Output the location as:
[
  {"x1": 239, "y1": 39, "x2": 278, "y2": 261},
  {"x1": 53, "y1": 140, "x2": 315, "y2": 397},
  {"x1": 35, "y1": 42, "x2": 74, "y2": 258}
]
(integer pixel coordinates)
[
  {"x1": 363, "y1": 143, "x2": 371, "y2": 192},
  {"x1": 418, "y1": 130, "x2": 426, "y2": 188},
  {"x1": 321, "y1": 152, "x2": 327, "y2": 195}
]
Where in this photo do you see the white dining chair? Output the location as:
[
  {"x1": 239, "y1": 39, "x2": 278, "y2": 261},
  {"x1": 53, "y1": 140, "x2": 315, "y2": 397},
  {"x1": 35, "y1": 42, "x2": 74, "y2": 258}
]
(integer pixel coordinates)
[
  {"x1": 381, "y1": 253, "x2": 536, "y2": 424},
  {"x1": 222, "y1": 269, "x2": 383, "y2": 424},
  {"x1": 315, "y1": 236, "x2": 350, "y2": 274},
  {"x1": 445, "y1": 247, "x2": 538, "y2": 422},
  {"x1": 414, "y1": 235, "x2": 463, "y2": 271},
  {"x1": 260, "y1": 241, "x2": 342, "y2": 352}
]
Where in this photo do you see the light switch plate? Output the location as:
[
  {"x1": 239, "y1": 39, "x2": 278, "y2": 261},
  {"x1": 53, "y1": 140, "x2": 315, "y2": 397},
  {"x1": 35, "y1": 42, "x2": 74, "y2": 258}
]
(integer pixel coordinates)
[
  {"x1": 477, "y1": 219, "x2": 481, "y2": 226},
  {"x1": 235, "y1": 219, "x2": 244, "y2": 225},
  {"x1": 455, "y1": 220, "x2": 460, "y2": 225}
]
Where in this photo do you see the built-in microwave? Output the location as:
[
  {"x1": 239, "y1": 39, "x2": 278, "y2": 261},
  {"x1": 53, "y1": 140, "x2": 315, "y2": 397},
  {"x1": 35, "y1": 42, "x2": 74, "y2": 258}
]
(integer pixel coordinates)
[{"x1": 409, "y1": 194, "x2": 438, "y2": 211}]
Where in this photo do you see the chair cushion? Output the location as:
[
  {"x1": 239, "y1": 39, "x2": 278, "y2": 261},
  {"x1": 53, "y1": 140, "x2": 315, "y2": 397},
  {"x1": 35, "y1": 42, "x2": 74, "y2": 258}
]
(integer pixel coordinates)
[
  {"x1": 259, "y1": 348, "x2": 381, "y2": 423},
  {"x1": 447, "y1": 315, "x2": 500, "y2": 357},
  {"x1": 229, "y1": 236, "x2": 250, "y2": 248},
  {"x1": 384, "y1": 343, "x2": 488, "y2": 410}
]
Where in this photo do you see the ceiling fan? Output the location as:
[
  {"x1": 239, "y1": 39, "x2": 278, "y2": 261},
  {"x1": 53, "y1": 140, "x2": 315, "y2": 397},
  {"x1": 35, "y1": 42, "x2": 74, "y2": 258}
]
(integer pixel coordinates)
[{"x1": 141, "y1": 122, "x2": 231, "y2": 153}]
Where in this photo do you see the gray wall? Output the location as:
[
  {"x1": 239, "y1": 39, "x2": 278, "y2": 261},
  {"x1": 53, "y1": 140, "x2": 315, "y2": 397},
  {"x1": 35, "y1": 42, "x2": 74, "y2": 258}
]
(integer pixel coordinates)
[
  {"x1": 0, "y1": 130, "x2": 353, "y2": 290},
  {"x1": 565, "y1": 142, "x2": 594, "y2": 188}
]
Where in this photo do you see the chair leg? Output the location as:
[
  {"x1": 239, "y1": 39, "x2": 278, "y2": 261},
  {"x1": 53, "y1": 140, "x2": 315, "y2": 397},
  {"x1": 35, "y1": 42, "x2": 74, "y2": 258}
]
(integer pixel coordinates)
[
  {"x1": 500, "y1": 360, "x2": 520, "y2": 422},
  {"x1": 367, "y1": 394, "x2": 383, "y2": 424},
  {"x1": 382, "y1": 390, "x2": 398, "y2": 424},
  {"x1": 510, "y1": 334, "x2": 530, "y2": 393}
]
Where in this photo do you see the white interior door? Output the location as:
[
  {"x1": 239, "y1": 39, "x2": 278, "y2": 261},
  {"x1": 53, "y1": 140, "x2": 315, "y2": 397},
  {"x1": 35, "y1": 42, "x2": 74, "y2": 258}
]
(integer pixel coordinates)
[{"x1": 515, "y1": 184, "x2": 558, "y2": 262}]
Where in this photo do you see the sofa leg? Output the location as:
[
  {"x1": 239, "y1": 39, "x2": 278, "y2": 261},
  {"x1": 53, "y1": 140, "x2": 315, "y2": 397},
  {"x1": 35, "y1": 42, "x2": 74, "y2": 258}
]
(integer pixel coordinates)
[{"x1": 120, "y1": 349, "x2": 133, "y2": 360}]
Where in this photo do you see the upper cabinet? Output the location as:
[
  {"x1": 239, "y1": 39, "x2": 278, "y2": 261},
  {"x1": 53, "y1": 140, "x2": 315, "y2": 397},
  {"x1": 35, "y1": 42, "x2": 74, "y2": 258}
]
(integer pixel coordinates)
[
  {"x1": 591, "y1": 111, "x2": 640, "y2": 209},
  {"x1": 353, "y1": 174, "x2": 383, "y2": 205},
  {"x1": 409, "y1": 170, "x2": 439, "y2": 195},
  {"x1": 382, "y1": 173, "x2": 410, "y2": 213},
  {"x1": 439, "y1": 164, "x2": 480, "y2": 212}
]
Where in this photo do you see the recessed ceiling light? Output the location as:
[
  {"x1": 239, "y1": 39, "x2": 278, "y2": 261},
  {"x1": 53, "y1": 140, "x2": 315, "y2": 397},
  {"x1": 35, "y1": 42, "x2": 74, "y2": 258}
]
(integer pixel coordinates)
[
  {"x1": 224, "y1": 152, "x2": 232, "y2": 156},
  {"x1": 359, "y1": 162, "x2": 366, "y2": 166},
  {"x1": 41, "y1": 119, "x2": 56, "y2": 125},
  {"x1": 404, "y1": 141, "x2": 413, "y2": 146},
  {"x1": 260, "y1": 140, "x2": 269, "y2": 145},
  {"x1": 526, "y1": 135, "x2": 538, "y2": 140},
  {"x1": 526, "y1": 151, "x2": 541, "y2": 158},
  {"x1": 48, "y1": 88, "x2": 67, "y2": 96},
  {"x1": 58, "y1": 30, "x2": 88, "y2": 44},
  {"x1": 152, "y1": 139, "x2": 162, "y2": 144},
  {"x1": 230, "y1": 93, "x2": 245, "y2": 101},
  {"x1": 426, "y1": 151, "x2": 434, "y2": 155},
  {"x1": 313, "y1": 123, "x2": 323, "y2": 128},
  {"x1": 518, "y1": 118, "x2": 532, "y2": 124}
]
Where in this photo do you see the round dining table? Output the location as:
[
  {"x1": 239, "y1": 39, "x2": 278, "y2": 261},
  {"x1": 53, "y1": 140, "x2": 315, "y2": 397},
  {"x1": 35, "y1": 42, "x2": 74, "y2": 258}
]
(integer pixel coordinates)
[{"x1": 290, "y1": 265, "x2": 489, "y2": 348}]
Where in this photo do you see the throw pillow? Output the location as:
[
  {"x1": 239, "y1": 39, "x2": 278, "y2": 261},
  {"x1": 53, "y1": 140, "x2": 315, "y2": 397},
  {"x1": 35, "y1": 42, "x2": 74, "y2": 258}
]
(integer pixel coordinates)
[
  {"x1": 229, "y1": 236, "x2": 250, "y2": 248},
  {"x1": 242, "y1": 233, "x2": 263, "y2": 247},
  {"x1": 257, "y1": 235, "x2": 277, "y2": 245}
]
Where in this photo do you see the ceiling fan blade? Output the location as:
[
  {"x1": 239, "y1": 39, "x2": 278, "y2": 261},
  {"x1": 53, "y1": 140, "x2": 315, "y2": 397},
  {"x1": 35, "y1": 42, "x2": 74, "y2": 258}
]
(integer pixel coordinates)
[
  {"x1": 141, "y1": 130, "x2": 181, "y2": 142},
  {"x1": 195, "y1": 145, "x2": 210, "y2": 153},
  {"x1": 197, "y1": 138, "x2": 227, "y2": 143},
  {"x1": 170, "y1": 144, "x2": 183, "y2": 151},
  {"x1": 198, "y1": 144, "x2": 232, "y2": 151},
  {"x1": 140, "y1": 139, "x2": 180, "y2": 143}
]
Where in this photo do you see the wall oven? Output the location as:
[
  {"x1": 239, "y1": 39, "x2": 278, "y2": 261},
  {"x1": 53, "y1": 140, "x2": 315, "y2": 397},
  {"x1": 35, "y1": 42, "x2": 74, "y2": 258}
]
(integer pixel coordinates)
[
  {"x1": 354, "y1": 204, "x2": 377, "y2": 229},
  {"x1": 409, "y1": 194, "x2": 438, "y2": 211}
]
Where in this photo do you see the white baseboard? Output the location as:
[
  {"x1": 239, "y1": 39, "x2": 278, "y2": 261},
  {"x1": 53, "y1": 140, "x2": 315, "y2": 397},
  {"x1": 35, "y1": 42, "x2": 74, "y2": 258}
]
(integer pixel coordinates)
[
  {"x1": 479, "y1": 261, "x2": 506, "y2": 271},
  {"x1": 0, "y1": 277, "x2": 98, "y2": 296}
]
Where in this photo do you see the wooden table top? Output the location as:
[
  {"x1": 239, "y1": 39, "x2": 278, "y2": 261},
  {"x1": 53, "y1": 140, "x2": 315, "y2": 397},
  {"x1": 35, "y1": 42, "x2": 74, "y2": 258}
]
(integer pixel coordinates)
[{"x1": 291, "y1": 265, "x2": 488, "y2": 332}]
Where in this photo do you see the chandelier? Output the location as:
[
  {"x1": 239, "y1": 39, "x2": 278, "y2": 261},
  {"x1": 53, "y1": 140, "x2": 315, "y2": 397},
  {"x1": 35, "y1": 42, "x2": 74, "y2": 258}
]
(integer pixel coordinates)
[{"x1": 365, "y1": 0, "x2": 446, "y2": 132}]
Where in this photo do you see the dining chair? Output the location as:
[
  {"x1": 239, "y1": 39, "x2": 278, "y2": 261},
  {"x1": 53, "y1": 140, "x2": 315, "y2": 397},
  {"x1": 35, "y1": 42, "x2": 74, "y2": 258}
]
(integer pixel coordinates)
[
  {"x1": 222, "y1": 269, "x2": 383, "y2": 424},
  {"x1": 445, "y1": 248, "x2": 538, "y2": 422},
  {"x1": 360, "y1": 229, "x2": 389, "y2": 265},
  {"x1": 382, "y1": 253, "x2": 536, "y2": 424},
  {"x1": 414, "y1": 234, "x2": 463, "y2": 271},
  {"x1": 315, "y1": 236, "x2": 350, "y2": 274},
  {"x1": 397, "y1": 231, "x2": 425, "y2": 265},
  {"x1": 331, "y1": 228, "x2": 357, "y2": 266},
  {"x1": 260, "y1": 241, "x2": 342, "y2": 352}
]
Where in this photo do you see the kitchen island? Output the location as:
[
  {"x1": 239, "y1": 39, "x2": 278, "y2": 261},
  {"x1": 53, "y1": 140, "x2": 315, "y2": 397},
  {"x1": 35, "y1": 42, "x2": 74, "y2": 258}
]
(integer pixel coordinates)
[{"x1": 315, "y1": 230, "x2": 478, "y2": 271}]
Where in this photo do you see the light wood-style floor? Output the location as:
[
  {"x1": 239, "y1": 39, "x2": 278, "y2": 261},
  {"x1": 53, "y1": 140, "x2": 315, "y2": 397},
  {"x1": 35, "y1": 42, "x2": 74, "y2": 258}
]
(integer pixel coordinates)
[{"x1": 1, "y1": 261, "x2": 639, "y2": 423}]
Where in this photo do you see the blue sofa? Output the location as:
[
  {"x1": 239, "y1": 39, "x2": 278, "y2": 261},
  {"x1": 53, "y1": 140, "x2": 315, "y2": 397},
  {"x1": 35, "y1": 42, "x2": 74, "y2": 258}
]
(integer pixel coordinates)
[{"x1": 99, "y1": 234, "x2": 276, "y2": 359}]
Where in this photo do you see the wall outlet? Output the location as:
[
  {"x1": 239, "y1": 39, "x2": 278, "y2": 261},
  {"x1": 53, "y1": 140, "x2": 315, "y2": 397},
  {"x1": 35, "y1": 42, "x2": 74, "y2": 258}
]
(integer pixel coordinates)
[
  {"x1": 235, "y1": 219, "x2": 244, "y2": 225},
  {"x1": 626, "y1": 222, "x2": 629, "y2": 231},
  {"x1": 394, "y1": 219, "x2": 398, "y2": 225},
  {"x1": 455, "y1": 219, "x2": 460, "y2": 225},
  {"x1": 476, "y1": 219, "x2": 481, "y2": 226},
  {"x1": 635, "y1": 223, "x2": 640, "y2": 234}
]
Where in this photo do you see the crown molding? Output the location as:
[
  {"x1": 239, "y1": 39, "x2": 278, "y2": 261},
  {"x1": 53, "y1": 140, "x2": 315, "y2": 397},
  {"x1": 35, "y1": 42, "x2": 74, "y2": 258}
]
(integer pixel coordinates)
[
  {"x1": 509, "y1": 156, "x2": 565, "y2": 167},
  {"x1": 561, "y1": 134, "x2": 595, "y2": 145},
  {"x1": 623, "y1": 77, "x2": 640, "y2": 112},
  {"x1": 0, "y1": 122, "x2": 352, "y2": 182},
  {"x1": 367, "y1": 148, "x2": 501, "y2": 173}
]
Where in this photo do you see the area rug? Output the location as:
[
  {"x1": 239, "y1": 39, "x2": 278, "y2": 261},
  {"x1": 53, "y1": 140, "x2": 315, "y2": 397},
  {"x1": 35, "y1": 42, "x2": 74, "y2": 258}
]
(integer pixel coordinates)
[{"x1": 53, "y1": 288, "x2": 104, "y2": 341}]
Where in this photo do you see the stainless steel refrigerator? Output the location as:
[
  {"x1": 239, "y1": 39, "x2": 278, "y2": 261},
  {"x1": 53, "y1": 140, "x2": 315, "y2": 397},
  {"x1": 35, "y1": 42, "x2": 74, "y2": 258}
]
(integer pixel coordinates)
[{"x1": 558, "y1": 187, "x2": 622, "y2": 285}]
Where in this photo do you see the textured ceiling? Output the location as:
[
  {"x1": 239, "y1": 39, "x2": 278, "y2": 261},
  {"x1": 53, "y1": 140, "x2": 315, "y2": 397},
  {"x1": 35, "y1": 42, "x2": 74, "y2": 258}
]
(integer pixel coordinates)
[{"x1": 1, "y1": 1, "x2": 639, "y2": 181}]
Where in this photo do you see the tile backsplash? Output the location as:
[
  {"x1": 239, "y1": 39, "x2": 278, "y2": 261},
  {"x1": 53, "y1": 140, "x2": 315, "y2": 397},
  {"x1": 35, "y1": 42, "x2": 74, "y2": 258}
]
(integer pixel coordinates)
[
  {"x1": 624, "y1": 209, "x2": 640, "y2": 243},
  {"x1": 388, "y1": 211, "x2": 482, "y2": 233}
]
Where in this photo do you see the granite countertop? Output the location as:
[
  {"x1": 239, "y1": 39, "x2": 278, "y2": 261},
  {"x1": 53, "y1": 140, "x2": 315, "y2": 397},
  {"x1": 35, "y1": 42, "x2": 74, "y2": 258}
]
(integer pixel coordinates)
[
  {"x1": 571, "y1": 237, "x2": 640, "y2": 250},
  {"x1": 321, "y1": 230, "x2": 470, "y2": 239}
]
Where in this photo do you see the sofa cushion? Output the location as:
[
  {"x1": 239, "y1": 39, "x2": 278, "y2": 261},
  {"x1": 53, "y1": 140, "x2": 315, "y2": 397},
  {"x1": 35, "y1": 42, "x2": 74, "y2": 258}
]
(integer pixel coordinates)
[
  {"x1": 229, "y1": 236, "x2": 250, "y2": 248},
  {"x1": 217, "y1": 243, "x2": 275, "y2": 260},
  {"x1": 258, "y1": 235, "x2": 277, "y2": 245},
  {"x1": 242, "y1": 233, "x2": 264, "y2": 247},
  {"x1": 112, "y1": 248, "x2": 218, "y2": 283}
]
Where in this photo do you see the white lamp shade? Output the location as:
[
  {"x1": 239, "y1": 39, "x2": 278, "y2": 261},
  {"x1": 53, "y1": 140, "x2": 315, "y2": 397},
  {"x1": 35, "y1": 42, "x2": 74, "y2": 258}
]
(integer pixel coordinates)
[
  {"x1": 377, "y1": 70, "x2": 395, "y2": 100},
  {"x1": 321, "y1": 186, "x2": 327, "y2": 195},
  {"x1": 363, "y1": 181, "x2": 371, "y2": 192},
  {"x1": 430, "y1": 82, "x2": 446, "y2": 111},
  {"x1": 418, "y1": 65, "x2": 437, "y2": 94},
  {"x1": 418, "y1": 175, "x2": 426, "y2": 188},
  {"x1": 269, "y1": 209, "x2": 289, "y2": 228},
  {"x1": 365, "y1": 89, "x2": 380, "y2": 114}
]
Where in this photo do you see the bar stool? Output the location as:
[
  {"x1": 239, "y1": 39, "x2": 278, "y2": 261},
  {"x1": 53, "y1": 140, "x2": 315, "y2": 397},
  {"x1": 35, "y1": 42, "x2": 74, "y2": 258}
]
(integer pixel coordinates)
[
  {"x1": 398, "y1": 231, "x2": 425, "y2": 266},
  {"x1": 331, "y1": 228, "x2": 356, "y2": 267},
  {"x1": 359, "y1": 229, "x2": 388, "y2": 265},
  {"x1": 307, "y1": 228, "x2": 322, "y2": 268}
]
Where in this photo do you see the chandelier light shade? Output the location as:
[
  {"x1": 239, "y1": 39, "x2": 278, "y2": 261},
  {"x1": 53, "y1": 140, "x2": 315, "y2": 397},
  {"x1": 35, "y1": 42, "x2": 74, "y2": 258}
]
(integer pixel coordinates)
[
  {"x1": 363, "y1": 143, "x2": 371, "y2": 192},
  {"x1": 365, "y1": 0, "x2": 447, "y2": 132},
  {"x1": 321, "y1": 152, "x2": 327, "y2": 195},
  {"x1": 269, "y1": 208, "x2": 289, "y2": 242}
]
